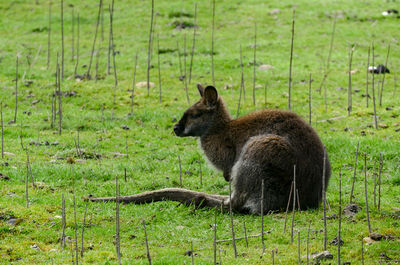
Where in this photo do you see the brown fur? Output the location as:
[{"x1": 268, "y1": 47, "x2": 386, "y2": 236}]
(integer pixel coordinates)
[{"x1": 174, "y1": 84, "x2": 331, "y2": 214}]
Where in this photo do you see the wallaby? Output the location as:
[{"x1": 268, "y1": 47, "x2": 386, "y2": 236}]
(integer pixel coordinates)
[{"x1": 87, "y1": 84, "x2": 331, "y2": 215}]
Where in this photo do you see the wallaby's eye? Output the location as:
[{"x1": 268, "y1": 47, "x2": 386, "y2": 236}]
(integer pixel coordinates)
[{"x1": 191, "y1": 113, "x2": 202, "y2": 119}]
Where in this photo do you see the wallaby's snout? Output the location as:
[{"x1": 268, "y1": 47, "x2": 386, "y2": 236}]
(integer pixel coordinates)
[{"x1": 173, "y1": 120, "x2": 184, "y2": 136}]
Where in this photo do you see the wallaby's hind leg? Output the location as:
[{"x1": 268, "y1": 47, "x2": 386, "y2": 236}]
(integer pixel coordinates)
[{"x1": 228, "y1": 135, "x2": 296, "y2": 215}]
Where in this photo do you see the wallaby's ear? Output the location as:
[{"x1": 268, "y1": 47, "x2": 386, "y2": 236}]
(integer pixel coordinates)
[
  {"x1": 197, "y1": 83, "x2": 205, "y2": 97},
  {"x1": 204, "y1": 86, "x2": 218, "y2": 107}
]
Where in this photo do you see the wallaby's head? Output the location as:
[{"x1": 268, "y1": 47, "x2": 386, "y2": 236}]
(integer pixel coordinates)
[{"x1": 174, "y1": 84, "x2": 230, "y2": 137}]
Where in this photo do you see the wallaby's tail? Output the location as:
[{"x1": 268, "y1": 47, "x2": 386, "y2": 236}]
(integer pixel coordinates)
[{"x1": 85, "y1": 188, "x2": 228, "y2": 209}]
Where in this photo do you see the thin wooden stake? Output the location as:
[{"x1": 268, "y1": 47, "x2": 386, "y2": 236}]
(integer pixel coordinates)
[
  {"x1": 288, "y1": 9, "x2": 295, "y2": 111},
  {"x1": 366, "y1": 46, "x2": 370, "y2": 108},
  {"x1": 243, "y1": 222, "x2": 248, "y2": 248},
  {"x1": 157, "y1": 34, "x2": 162, "y2": 103},
  {"x1": 364, "y1": 153, "x2": 371, "y2": 234},
  {"x1": 291, "y1": 165, "x2": 296, "y2": 244},
  {"x1": 87, "y1": 0, "x2": 103, "y2": 79},
  {"x1": 350, "y1": 141, "x2": 360, "y2": 204},
  {"x1": 188, "y1": 3, "x2": 197, "y2": 84},
  {"x1": 131, "y1": 51, "x2": 138, "y2": 115},
  {"x1": 60, "y1": 0, "x2": 64, "y2": 81},
  {"x1": 236, "y1": 46, "x2": 244, "y2": 118},
  {"x1": 71, "y1": 5, "x2": 75, "y2": 61},
  {"x1": 72, "y1": 175, "x2": 79, "y2": 265},
  {"x1": 379, "y1": 43, "x2": 390, "y2": 106},
  {"x1": 178, "y1": 155, "x2": 182, "y2": 187},
  {"x1": 261, "y1": 179, "x2": 265, "y2": 254},
  {"x1": 373, "y1": 158, "x2": 377, "y2": 208},
  {"x1": 146, "y1": 0, "x2": 155, "y2": 96},
  {"x1": 13, "y1": 56, "x2": 18, "y2": 123},
  {"x1": 184, "y1": 34, "x2": 190, "y2": 104},
  {"x1": 283, "y1": 181, "x2": 294, "y2": 233},
  {"x1": 47, "y1": 1, "x2": 52, "y2": 69},
  {"x1": 371, "y1": 42, "x2": 378, "y2": 129},
  {"x1": 116, "y1": 174, "x2": 121, "y2": 265},
  {"x1": 308, "y1": 73, "x2": 312, "y2": 125},
  {"x1": 348, "y1": 45, "x2": 354, "y2": 116},
  {"x1": 74, "y1": 13, "x2": 80, "y2": 77},
  {"x1": 378, "y1": 154, "x2": 382, "y2": 211},
  {"x1": 107, "y1": 4, "x2": 112, "y2": 75},
  {"x1": 213, "y1": 207, "x2": 217, "y2": 265},
  {"x1": 252, "y1": 22, "x2": 257, "y2": 106},
  {"x1": 322, "y1": 147, "x2": 327, "y2": 250},
  {"x1": 306, "y1": 223, "x2": 311, "y2": 265},
  {"x1": 57, "y1": 63, "x2": 62, "y2": 135},
  {"x1": 1, "y1": 103, "x2": 3, "y2": 159},
  {"x1": 143, "y1": 219, "x2": 152, "y2": 265},
  {"x1": 298, "y1": 231, "x2": 301, "y2": 264},
  {"x1": 211, "y1": 0, "x2": 215, "y2": 86},
  {"x1": 229, "y1": 181, "x2": 237, "y2": 258},
  {"x1": 25, "y1": 151, "x2": 29, "y2": 208},
  {"x1": 338, "y1": 168, "x2": 342, "y2": 265},
  {"x1": 80, "y1": 201, "x2": 88, "y2": 257},
  {"x1": 61, "y1": 194, "x2": 66, "y2": 249}
]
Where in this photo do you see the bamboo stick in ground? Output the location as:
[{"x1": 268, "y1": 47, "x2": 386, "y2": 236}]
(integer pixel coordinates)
[
  {"x1": 308, "y1": 73, "x2": 312, "y2": 125},
  {"x1": 283, "y1": 181, "x2": 294, "y2": 233},
  {"x1": 213, "y1": 207, "x2": 217, "y2": 265},
  {"x1": 25, "y1": 151, "x2": 29, "y2": 208},
  {"x1": 373, "y1": 158, "x2": 377, "y2": 208},
  {"x1": 243, "y1": 222, "x2": 248, "y2": 248},
  {"x1": 348, "y1": 45, "x2": 354, "y2": 116},
  {"x1": 252, "y1": 22, "x2": 257, "y2": 106},
  {"x1": 364, "y1": 153, "x2": 371, "y2": 234},
  {"x1": 211, "y1": 0, "x2": 215, "y2": 86},
  {"x1": 188, "y1": 3, "x2": 197, "y2": 84},
  {"x1": 143, "y1": 219, "x2": 152, "y2": 265},
  {"x1": 80, "y1": 201, "x2": 88, "y2": 257},
  {"x1": 288, "y1": 9, "x2": 295, "y2": 111},
  {"x1": 379, "y1": 43, "x2": 390, "y2": 107},
  {"x1": 47, "y1": 1, "x2": 52, "y2": 69},
  {"x1": 350, "y1": 141, "x2": 360, "y2": 204},
  {"x1": 378, "y1": 154, "x2": 382, "y2": 211},
  {"x1": 107, "y1": 4, "x2": 112, "y2": 75},
  {"x1": 71, "y1": 5, "x2": 75, "y2": 61},
  {"x1": 184, "y1": 33, "x2": 190, "y2": 104},
  {"x1": 298, "y1": 231, "x2": 301, "y2": 264},
  {"x1": 371, "y1": 42, "x2": 378, "y2": 129},
  {"x1": 13, "y1": 56, "x2": 18, "y2": 123},
  {"x1": 229, "y1": 181, "x2": 237, "y2": 258},
  {"x1": 116, "y1": 175, "x2": 121, "y2": 265},
  {"x1": 87, "y1": 0, "x2": 103, "y2": 79},
  {"x1": 146, "y1": 0, "x2": 155, "y2": 96},
  {"x1": 57, "y1": 63, "x2": 62, "y2": 135},
  {"x1": 291, "y1": 165, "x2": 296, "y2": 244},
  {"x1": 1, "y1": 103, "x2": 3, "y2": 159},
  {"x1": 157, "y1": 34, "x2": 162, "y2": 103},
  {"x1": 261, "y1": 179, "x2": 265, "y2": 254},
  {"x1": 366, "y1": 46, "x2": 370, "y2": 108},
  {"x1": 72, "y1": 175, "x2": 79, "y2": 265},
  {"x1": 60, "y1": 0, "x2": 64, "y2": 81},
  {"x1": 338, "y1": 168, "x2": 342, "y2": 265},
  {"x1": 236, "y1": 45, "x2": 244, "y2": 118},
  {"x1": 74, "y1": 13, "x2": 80, "y2": 77},
  {"x1": 322, "y1": 147, "x2": 327, "y2": 250},
  {"x1": 131, "y1": 51, "x2": 138, "y2": 115},
  {"x1": 61, "y1": 194, "x2": 66, "y2": 249}
]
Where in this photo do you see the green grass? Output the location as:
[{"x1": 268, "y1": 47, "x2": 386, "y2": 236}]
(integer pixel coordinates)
[{"x1": 0, "y1": 0, "x2": 400, "y2": 264}]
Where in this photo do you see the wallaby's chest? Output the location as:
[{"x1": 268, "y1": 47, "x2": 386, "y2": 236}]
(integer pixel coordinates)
[{"x1": 200, "y1": 135, "x2": 236, "y2": 171}]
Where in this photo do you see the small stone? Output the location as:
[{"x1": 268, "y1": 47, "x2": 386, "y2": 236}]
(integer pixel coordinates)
[
  {"x1": 7, "y1": 218, "x2": 23, "y2": 226},
  {"x1": 136, "y1": 81, "x2": 155, "y2": 88},
  {"x1": 343, "y1": 204, "x2": 362, "y2": 217},
  {"x1": 386, "y1": 107, "x2": 393, "y2": 111},
  {"x1": 330, "y1": 235, "x2": 344, "y2": 246},
  {"x1": 370, "y1": 232, "x2": 384, "y2": 241},
  {"x1": 363, "y1": 236, "x2": 375, "y2": 245},
  {"x1": 31, "y1": 100, "x2": 40, "y2": 105},
  {"x1": 31, "y1": 244, "x2": 42, "y2": 251},
  {"x1": 350, "y1": 69, "x2": 359, "y2": 75},
  {"x1": 121, "y1": 125, "x2": 130, "y2": 130},
  {"x1": 307, "y1": 251, "x2": 333, "y2": 262},
  {"x1": 258, "y1": 64, "x2": 274, "y2": 71},
  {"x1": 378, "y1": 123, "x2": 388, "y2": 129},
  {"x1": 268, "y1": 9, "x2": 281, "y2": 15},
  {"x1": 0, "y1": 173, "x2": 10, "y2": 180}
]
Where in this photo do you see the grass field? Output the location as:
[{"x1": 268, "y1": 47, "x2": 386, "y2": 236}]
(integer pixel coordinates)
[{"x1": 0, "y1": 0, "x2": 399, "y2": 264}]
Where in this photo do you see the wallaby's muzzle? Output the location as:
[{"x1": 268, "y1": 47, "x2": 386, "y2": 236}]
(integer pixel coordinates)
[{"x1": 173, "y1": 123, "x2": 184, "y2": 136}]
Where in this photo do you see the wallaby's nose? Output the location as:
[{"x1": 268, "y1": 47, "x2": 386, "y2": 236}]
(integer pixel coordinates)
[{"x1": 173, "y1": 123, "x2": 182, "y2": 136}]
